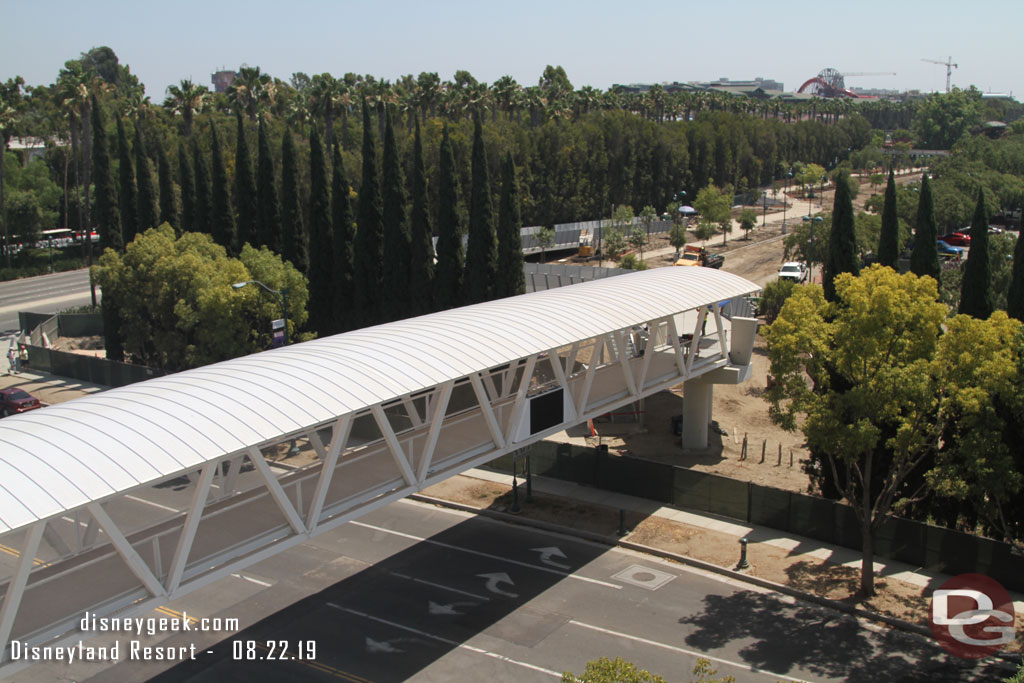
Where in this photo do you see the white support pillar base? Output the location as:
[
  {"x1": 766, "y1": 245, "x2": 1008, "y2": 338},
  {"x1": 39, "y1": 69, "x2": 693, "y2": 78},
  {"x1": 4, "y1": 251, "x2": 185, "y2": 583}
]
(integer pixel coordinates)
[{"x1": 682, "y1": 378, "x2": 713, "y2": 450}]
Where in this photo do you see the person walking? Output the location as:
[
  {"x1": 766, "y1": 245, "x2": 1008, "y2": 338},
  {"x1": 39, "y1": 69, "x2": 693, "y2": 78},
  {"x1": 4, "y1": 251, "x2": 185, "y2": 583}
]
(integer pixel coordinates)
[{"x1": 7, "y1": 347, "x2": 16, "y2": 375}]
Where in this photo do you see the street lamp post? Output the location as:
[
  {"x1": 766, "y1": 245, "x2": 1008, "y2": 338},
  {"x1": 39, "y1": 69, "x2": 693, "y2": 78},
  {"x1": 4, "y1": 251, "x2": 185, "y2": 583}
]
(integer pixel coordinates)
[
  {"x1": 232, "y1": 280, "x2": 290, "y2": 346},
  {"x1": 762, "y1": 190, "x2": 767, "y2": 227},
  {"x1": 782, "y1": 170, "x2": 792, "y2": 234}
]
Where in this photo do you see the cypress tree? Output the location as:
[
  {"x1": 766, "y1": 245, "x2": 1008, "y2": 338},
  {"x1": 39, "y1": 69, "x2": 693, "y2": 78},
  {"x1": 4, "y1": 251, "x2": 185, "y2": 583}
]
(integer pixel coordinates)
[
  {"x1": 192, "y1": 136, "x2": 212, "y2": 236},
  {"x1": 496, "y1": 151, "x2": 525, "y2": 298},
  {"x1": 877, "y1": 168, "x2": 899, "y2": 269},
  {"x1": 134, "y1": 123, "x2": 159, "y2": 233},
  {"x1": 464, "y1": 111, "x2": 497, "y2": 304},
  {"x1": 306, "y1": 127, "x2": 334, "y2": 334},
  {"x1": 353, "y1": 99, "x2": 384, "y2": 327},
  {"x1": 209, "y1": 123, "x2": 236, "y2": 251},
  {"x1": 331, "y1": 142, "x2": 356, "y2": 332},
  {"x1": 1007, "y1": 208, "x2": 1024, "y2": 321},
  {"x1": 102, "y1": 297, "x2": 124, "y2": 362},
  {"x1": 823, "y1": 171, "x2": 859, "y2": 302},
  {"x1": 116, "y1": 117, "x2": 139, "y2": 244},
  {"x1": 91, "y1": 95, "x2": 121, "y2": 252},
  {"x1": 434, "y1": 124, "x2": 463, "y2": 311},
  {"x1": 178, "y1": 141, "x2": 195, "y2": 233},
  {"x1": 256, "y1": 116, "x2": 281, "y2": 252},
  {"x1": 408, "y1": 117, "x2": 435, "y2": 317},
  {"x1": 381, "y1": 107, "x2": 411, "y2": 321},
  {"x1": 234, "y1": 111, "x2": 257, "y2": 250},
  {"x1": 157, "y1": 142, "x2": 178, "y2": 231},
  {"x1": 959, "y1": 187, "x2": 993, "y2": 318},
  {"x1": 280, "y1": 129, "x2": 308, "y2": 272},
  {"x1": 910, "y1": 173, "x2": 941, "y2": 284}
]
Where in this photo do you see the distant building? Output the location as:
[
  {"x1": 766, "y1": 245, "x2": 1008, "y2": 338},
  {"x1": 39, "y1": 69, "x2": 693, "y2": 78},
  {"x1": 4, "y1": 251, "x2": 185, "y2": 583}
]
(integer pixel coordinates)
[
  {"x1": 613, "y1": 77, "x2": 786, "y2": 98},
  {"x1": 6, "y1": 136, "x2": 66, "y2": 164},
  {"x1": 211, "y1": 69, "x2": 237, "y2": 94},
  {"x1": 699, "y1": 76, "x2": 785, "y2": 92}
]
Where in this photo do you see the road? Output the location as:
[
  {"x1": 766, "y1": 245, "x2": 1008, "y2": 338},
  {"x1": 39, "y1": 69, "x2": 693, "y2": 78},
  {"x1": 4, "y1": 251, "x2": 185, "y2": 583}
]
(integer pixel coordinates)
[
  {"x1": 0, "y1": 269, "x2": 97, "y2": 337},
  {"x1": 9, "y1": 499, "x2": 1008, "y2": 683}
]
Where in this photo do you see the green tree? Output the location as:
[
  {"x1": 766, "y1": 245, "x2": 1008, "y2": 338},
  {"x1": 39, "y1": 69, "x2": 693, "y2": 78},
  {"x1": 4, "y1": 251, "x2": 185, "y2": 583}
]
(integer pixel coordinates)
[
  {"x1": 628, "y1": 224, "x2": 647, "y2": 259},
  {"x1": 381, "y1": 107, "x2": 410, "y2": 321},
  {"x1": 256, "y1": 116, "x2": 281, "y2": 252},
  {"x1": 766, "y1": 265, "x2": 1021, "y2": 596},
  {"x1": 909, "y1": 173, "x2": 940, "y2": 284},
  {"x1": 495, "y1": 151, "x2": 524, "y2": 298},
  {"x1": 209, "y1": 123, "x2": 236, "y2": 252},
  {"x1": 693, "y1": 184, "x2": 731, "y2": 244},
  {"x1": 959, "y1": 187, "x2": 993, "y2": 318},
  {"x1": 91, "y1": 95, "x2": 121, "y2": 252},
  {"x1": 134, "y1": 123, "x2": 158, "y2": 233},
  {"x1": 306, "y1": 126, "x2": 333, "y2": 334},
  {"x1": 191, "y1": 136, "x2": 211, "y2": 237},
  {"x1": 93, "y1": 224, "x2": 309, "y2": 371},
  {"x1": 233, "y1": 111, "x2": 257, "y2": 250},
  {"x1": 822, "y1": 170, "x2": 859, "y2": 301},
  {"x1": 433, "y1": 124, "x2": 463, "y2": 311},
  {"x1": 178, "y1": 141, "x2": 194, "y2": 234},
  {"x1": 668, "y1": 221, "x2": 687, "y2": 256},
  {"x1": 116, "y1": 117, "x2": 138, "y2": 243},
  {"x1": 408, "y1": 118, "x2": 435, "y2": 315},
  {"x1": 331, "y1": 142, "x2": 356, "y2": 332},
  {"x1": 354, "y1": 99, "x2": 384, "y2": 326},
  {"x1": 619, "y1": 253, "x2": 648, "y2": 270},
  {"x1": 794, "y1": 162, "x2": 827, "y2": 197},
  {"x1": 536, "y1": 225, "x2": 555, "y2": 262},
  {"x1": 738, "y1": 208, "x2": 757, "y2": 240},
  {"x1": 280, "y1": 129, "x2": 308, "y2": 273},
  {"x1": 759, "y1": 278, "x2": 797, "y2": 324},
  {"x1": 156, "y1": 142, "x2": 177, "y2": 232},
  {"x1": 911, "y1": 88, "x2": 982, "y2": 150},
  {"x1": 877, "y1": 168, "x2": 899, "y2": 268},
  {"x1": 603, "y1": 227, "x2": 626, "y2": 261},
  {"x1": 464, "y1": 111, "x2": 497, "y2": 304},
  {"x1": 163, "y1": 78, "x2": 209, "y2": 137}
]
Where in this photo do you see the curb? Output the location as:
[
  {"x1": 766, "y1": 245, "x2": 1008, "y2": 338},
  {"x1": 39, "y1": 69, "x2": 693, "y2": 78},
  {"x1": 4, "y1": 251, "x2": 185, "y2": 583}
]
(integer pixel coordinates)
[{"x1": 409, "y1": 493, "x2": 1023, "y2": 667}]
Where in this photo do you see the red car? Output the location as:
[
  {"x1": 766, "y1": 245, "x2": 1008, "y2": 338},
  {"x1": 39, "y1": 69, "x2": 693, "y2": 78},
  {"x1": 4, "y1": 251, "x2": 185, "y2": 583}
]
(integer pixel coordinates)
[
  {"x1": 942, "y1": 232, "x2": 971, "y2": 247},
  {"x1": 0, "y1": 388, "x2": 43, "y2": 416}
]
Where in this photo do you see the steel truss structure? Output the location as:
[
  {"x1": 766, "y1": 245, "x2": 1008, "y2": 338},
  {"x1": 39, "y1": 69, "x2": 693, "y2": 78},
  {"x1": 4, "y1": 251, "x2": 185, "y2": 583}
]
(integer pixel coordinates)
[{"x1": 0, "y1": 267, "x2": 759, "y2": 669}]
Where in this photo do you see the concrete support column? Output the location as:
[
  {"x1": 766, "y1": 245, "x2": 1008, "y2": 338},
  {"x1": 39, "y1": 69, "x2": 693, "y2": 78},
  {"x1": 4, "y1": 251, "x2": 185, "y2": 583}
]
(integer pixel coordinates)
[
  {"x1": 682, "y1": 378, "x2": 713, "y2": 450},
  {"x1": 729, "y1": 316, "x2": 758, "y2": 366}
]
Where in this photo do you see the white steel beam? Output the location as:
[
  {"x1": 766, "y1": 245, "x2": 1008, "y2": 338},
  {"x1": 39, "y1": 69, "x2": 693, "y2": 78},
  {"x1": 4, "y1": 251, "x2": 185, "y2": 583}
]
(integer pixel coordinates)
[
  {"x1": 713, "y1": 303, "x2": 727, "y2": 355},
  {"x1": 0, "y1": 521, "x2": 44, "y2": 656},
  {"x1": 470, "y1": 372, "x2": 506, "y2": 450},
  {"x1": 637, "y1": 319, "x2": 658, "y2": 391},
  {"x1": 504, "y1": 355, "x2": 538, "y2": 445},
  {"x1": 686, "y1": 306, "x2": 705, "y2": 374},
  {"x1": 667, "y1": 315, "x2": 686, "y2": 376},
  {"x1": 372, "y1": 404, "x2": 418, "y2": 487},
  {"x1": 307, "y1": 414, "x2": 352, "y2": 530},
  {"x1": 401, "y1": 395, "x2": 424, "y2": 428},
  {"x1": 416, "y1": 380, "x2": 453, "y2": 483},
  {"x1": 166, "y1": 463, "x2": 217, "y2": 594},
  {"x1": 576, "y1": 339, "x2": 601, "y2": 416},
  {"x1": 615, "y1": 329, "x2": 639, "y2": 398},
  {"x1": 481, "y1": 371, "x2": 500, "y2": 404},
  {"x1": 247, "y1": 446, "x2": 306, "y2": 535},
  {"x1": 87, "y1": 502, "x2": 165, "y2": 599}
]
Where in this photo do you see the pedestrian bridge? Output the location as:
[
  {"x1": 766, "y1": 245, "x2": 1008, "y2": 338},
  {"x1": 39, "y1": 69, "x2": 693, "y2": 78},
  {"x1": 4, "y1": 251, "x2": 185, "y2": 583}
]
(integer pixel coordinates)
[{"x1": 0, "y1": 266, "x2": 760, "y2": 669}]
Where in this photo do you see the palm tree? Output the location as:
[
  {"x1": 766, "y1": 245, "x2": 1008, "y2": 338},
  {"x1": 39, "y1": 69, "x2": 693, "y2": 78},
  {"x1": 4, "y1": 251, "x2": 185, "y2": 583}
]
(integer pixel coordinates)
[
  {"x1": 228, "y1": 66, "x2": 274, "y2": 121},
  {"x1": 163, "y1": 79, "x2": 209, "y2": 136},
  {"x1": 415, "y1": 71, "x2": 441, "y2": 121},
  {"x1": 309, "y1": 73, "x2": 341, "y2": 150},
  {"x1": 0, "y1": 95, "x2": 16, "y2": 267}
]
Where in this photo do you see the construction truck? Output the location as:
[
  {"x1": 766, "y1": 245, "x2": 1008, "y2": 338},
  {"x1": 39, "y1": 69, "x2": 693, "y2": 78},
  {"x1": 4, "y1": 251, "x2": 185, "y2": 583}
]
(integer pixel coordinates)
[
  {"x1": 674, "y1": 244, "x2": 724, "y2": 269},
  {"x1": 576, "y1": 229, "x2": 594, "y2": 259}
]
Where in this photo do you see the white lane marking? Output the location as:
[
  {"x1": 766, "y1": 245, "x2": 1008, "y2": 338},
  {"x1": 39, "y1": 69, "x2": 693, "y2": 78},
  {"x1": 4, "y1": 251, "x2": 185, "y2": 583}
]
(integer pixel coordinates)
[
  {"x1": 568, "y1": 620, "x2": 808, "y2": 682},
  {"x1": 389, "y1": 571, "x2": 490, "y2": 601},
  {"x1": 231, "y1": 573, "x2": 273, "y2": 587},
  {"x1": 349, "y1": 520, "x2": 621, "y2": 590},
  {"x1": 477, "y1": 572, "x2": 518, "y2": 598},
  {"x1": 124, "y1": 495, "x2": 179, "y2": 513},
  {"x1": 328, "y1": 603, "x2": 561, "y2": 678}
]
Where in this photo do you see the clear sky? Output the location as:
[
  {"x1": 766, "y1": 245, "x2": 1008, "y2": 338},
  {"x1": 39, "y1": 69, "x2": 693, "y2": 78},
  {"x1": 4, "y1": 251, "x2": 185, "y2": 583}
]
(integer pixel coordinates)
[{"x1": 3, "y1": 0, "x2": 1022, "y2": 100}]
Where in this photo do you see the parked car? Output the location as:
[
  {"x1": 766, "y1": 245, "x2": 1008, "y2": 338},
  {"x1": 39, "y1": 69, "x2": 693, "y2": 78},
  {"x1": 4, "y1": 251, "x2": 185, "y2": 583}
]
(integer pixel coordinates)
[
  {"x1": 777, "y1": 262, "x2": 807, "y2": 283},
  {"x1": 0, "y1": 388, "x2": 42, "y2": 416},
  {"x1": 941, "y1": 232, "x2": 971, "y2": 247},
  {"x1": 937, "y1": 240, "x2": 965, "y2": 258}
]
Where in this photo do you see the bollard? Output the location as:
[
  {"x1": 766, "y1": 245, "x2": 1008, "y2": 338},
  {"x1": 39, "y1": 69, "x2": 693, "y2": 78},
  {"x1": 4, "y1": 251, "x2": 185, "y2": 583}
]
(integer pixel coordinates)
[
  {"x1": 737, "y1": 537, "x2": 750, "y2": 570},
  {"x1": 760, "y1": 440, "x2": 766, "y2": 464},
  {"x1": 790, "y1": 449, "x2": 794, "y2": 467},
  {"x1": 618, "y1": 509, "x2": 628, "y2": 537},
  {"x1": 510, "y1": 474, "x2": 521, "y2": 514},
  {"x1": 777, "y1": 443, "x2": 782, "y2": 466},
  {"x1": 741, "y1": 433, "x2": 748, "y2": 461},
  {"x1": 525, "y1": 455, "x2": 533, "y2": 503}
]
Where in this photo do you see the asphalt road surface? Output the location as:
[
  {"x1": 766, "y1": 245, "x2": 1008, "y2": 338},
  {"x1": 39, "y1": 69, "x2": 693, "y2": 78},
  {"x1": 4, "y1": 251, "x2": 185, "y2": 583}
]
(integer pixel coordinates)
[
  {"x1": 11, "y1": 499, "x2": 1002, "y2": 683},
  {"x1": 0, "y1": 268, "x2": 96, "y2": 337}
]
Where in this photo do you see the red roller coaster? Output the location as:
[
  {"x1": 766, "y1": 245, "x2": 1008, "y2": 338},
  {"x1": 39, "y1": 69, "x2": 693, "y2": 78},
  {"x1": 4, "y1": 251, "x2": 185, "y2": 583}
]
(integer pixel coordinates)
[{"x1": 797, "y1": 68, "x2": 860, "y2": 98}]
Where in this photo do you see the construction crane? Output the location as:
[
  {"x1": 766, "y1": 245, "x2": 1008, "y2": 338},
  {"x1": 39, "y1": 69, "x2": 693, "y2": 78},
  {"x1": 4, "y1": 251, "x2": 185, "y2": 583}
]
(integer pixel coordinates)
[{"x1": 922, "y1": 57, "x2": 958, "y2": 93}]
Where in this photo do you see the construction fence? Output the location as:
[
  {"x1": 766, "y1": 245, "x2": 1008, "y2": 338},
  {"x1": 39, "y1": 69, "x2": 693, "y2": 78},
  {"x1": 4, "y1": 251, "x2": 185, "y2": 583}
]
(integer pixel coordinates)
[{"x1": 488, "y1": 441, "x2": 1024, "y2": 592}]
